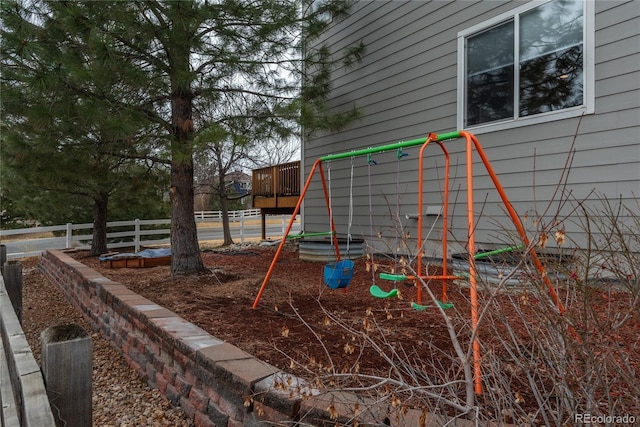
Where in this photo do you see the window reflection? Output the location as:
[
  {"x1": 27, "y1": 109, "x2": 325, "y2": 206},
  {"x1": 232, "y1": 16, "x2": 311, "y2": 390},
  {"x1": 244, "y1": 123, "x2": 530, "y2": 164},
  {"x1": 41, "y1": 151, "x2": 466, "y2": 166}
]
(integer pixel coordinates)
[
  {"x1": 520, "y1": 45, "x2": 583, "y2": 116},
  {"x1": 466, "y1": 21, "x2": 514, "y2": 126},
  {"x1": 465, "y1": 0, "x2": 584, "y2": 126},
  {"x1": 519, "y1": 0, "x2": 583, "y2": 116}
]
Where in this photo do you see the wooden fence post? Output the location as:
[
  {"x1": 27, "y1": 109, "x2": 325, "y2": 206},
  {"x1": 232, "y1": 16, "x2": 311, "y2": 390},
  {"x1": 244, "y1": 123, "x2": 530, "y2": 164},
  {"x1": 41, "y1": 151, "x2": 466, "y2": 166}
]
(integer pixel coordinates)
[
  {"x1": 4, "y1": 261, "x2": 22, "y2": 324},
  {"x1": 41, "y1": 324, "x2": 92, "y2": 427},
  {"x1": 0, "y1": 244, "x2": 6, "y2": 275},
  {"x1": 240, "y1": 211, "x2": 245, "y2": 243},
  {"x1": 134, "y1": 218, "x2": 141, "y2": 253},
  {"x1": 65, "y1": 223, "x2": 73, "y2": 249}
]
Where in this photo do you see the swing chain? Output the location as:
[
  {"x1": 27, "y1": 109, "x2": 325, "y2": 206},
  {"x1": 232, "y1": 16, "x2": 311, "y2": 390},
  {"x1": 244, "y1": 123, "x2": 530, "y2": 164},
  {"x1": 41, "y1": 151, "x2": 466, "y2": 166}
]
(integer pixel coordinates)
[
  {"x1": 327, "y1": 161, "x2": 333, "y2": 238},
  {"x1": 347, "y1": 157, "x2": 354, "y2": 254},
  {"x1": 367, "y1": 153, "x2": 376, "y2": 285}
]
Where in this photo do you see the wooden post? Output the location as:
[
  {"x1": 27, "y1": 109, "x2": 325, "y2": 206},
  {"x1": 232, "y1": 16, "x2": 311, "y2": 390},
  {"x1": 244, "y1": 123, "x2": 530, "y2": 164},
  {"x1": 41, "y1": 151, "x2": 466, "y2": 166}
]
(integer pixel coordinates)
[
  {"x1": 65, "y1": 223, "x2": 73, "y2": 249},
  {"x1": 41, "y1": 324, "x2": 92, "y2": 427},
  {"x1": 134, "y1": 218, "x2": 141, "y2": 253},
  {"x1": 4, "y1": 261, "x2": 22, "y2": 324},
  {"x1": 0, "y1": 244, "x2": 6, "y2": 275},
  {"x1": 240, "y1": 210, "x2": 245, "y2": 244},
  {"x1": 272, "y1": 166, "x2": 278, "y2": 206}
]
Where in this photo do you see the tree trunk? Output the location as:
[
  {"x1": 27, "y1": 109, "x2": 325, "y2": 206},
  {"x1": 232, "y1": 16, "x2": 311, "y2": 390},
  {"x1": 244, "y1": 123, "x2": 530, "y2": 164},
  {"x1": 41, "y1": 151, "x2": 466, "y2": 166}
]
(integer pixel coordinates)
[
  {"x1": 169, "y1": 90, "x2": 207, "y2": 275},
  {"x1": 90, "y1": 191, "x2": 109, "y2": 256},
  {"x1": 216, "y1": 162, "x2": 234, "y2": 246},
  {"x1": 170, "y1": 160, "x2": 206, "y2": 274},
  {"x1": 220, "y1": 188, "x2": 234, "y2": 246}
]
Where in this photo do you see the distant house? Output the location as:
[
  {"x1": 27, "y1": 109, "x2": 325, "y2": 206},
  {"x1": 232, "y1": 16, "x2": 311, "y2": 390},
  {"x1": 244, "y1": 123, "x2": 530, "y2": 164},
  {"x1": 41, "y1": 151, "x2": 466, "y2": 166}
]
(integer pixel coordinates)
[
  {"x1": 301, "y1": 0, "x2": 639, "y2": 259},
  {"x1": 194, "y1": 170, "x2": 252, "y2": 211},
  {"x1": 226, "y1": 170, "x2": 252, "y2": 196},
  {"x1": 224, "y1": 170, "x2": 252, "y2": 209}
]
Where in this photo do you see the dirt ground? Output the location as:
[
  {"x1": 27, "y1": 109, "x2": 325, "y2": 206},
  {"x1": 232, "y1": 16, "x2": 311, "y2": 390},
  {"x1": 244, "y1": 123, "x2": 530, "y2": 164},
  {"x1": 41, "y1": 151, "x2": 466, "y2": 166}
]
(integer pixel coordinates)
[
  {"x1": 67, "y1": 242, "x2": 640, "y2": 421},
  {"x1": 72, "y1": 243, "x2": 465, "y2": 378}
]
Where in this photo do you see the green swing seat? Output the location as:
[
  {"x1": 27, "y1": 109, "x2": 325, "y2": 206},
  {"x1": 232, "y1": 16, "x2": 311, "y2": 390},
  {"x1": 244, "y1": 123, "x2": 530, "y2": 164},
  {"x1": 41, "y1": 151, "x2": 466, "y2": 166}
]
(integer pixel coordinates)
[{"x1": 369, "y1": 285, "x2": 399, "y2": 299}]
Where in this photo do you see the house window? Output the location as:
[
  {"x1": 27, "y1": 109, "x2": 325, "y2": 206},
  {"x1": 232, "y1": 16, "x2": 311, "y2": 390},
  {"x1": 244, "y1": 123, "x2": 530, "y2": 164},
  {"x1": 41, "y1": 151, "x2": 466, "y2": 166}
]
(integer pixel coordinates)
[{"x1": 458, "y1": 0, "x2": 594, "y2": 131}]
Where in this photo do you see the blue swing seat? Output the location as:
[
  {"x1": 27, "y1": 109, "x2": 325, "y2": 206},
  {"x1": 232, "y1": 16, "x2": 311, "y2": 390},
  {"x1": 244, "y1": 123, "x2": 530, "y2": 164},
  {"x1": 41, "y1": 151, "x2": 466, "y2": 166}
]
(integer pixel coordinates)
[{"x1": 323, "y1": 259, "x2": 355, "y2": 289}]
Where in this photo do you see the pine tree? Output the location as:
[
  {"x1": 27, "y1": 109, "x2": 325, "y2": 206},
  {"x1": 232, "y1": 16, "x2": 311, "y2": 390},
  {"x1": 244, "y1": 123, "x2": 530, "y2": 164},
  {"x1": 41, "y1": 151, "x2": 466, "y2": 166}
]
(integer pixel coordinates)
[
  {"x1": 1, "y1": 1, "x2": 167, "y2": 255},
  {"x1": 1, "y1": 0, "x2": 363, "y2": 274}
]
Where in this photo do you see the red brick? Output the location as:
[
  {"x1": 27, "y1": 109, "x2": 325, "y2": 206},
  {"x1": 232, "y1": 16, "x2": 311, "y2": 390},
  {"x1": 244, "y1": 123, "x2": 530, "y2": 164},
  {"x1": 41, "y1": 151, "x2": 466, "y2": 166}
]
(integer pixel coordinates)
[
  {"x1": 122, "y1": 340, "x2": 131, "y2": 355},
  {"x1": 166, "y1": 383, "x2": 180, "y2": 406},
  {"x1": 184, "y1": 368, "x2": 198, "y2": 387},
  {"x1": 254, "y1": 401, "x2": 292, "y2": 424},
  {"x1": 194, "y1": 411, "x2": 217, "y2": 427},
  {"x1": 180, "y1": 396, "x2": 196, "y2": 419},
  {"x1": 162, "y1": 365, "x2": 177, "y2": 384},
  {"x1": 136, "y1": 338, "x2": 146, "y2": 354},
  {"x1": 175, "y1": 374, "x2": 192, "y2": 397},
  {"x1": 218, "y1": 395, "x2": 246, "y2": 422},
  {"x1": 156, "y1": 373, "x2": 169, "y2": 394},
  {"x1": 227, "y1": 417, "x2": 244, "y2": 427},
  {"x1": 203, "y1": 385, "x2": 221, "y2": 405},
  {"x1": 189, "y1": 387, "x2": 210, "y2": 413}
]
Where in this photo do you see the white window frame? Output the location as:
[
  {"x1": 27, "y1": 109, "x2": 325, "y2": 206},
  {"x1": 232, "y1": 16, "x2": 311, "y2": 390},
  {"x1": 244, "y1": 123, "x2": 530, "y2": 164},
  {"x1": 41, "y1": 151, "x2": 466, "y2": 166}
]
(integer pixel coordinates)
[{"x1": 456, "y1": 0, "x2": 595, "y2": 134}]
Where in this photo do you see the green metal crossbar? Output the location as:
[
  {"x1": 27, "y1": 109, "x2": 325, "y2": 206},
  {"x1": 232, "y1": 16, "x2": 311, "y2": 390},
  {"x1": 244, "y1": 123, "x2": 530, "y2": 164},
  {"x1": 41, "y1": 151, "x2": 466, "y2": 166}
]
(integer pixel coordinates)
[
  {"x1": 473, "y1": 244, "x2": 524, "y2": 260},
  {"x1": 379, "y1": 273, "x2": 408, "y2": 281},
  {"x1": 411, "y1": 301, "x2": 454, "y2": 311},
  {"x1": 319, "y1": 131, "x2": 461, "y2": 162},
  {"x1": 286, "y1": 231, "x2": 335, "y2": 240}
]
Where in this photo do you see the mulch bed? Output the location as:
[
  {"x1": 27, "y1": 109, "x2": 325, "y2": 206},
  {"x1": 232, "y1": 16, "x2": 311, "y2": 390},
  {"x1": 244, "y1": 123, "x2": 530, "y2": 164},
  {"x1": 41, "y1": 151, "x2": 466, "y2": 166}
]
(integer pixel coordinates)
[{"x1": 66, "y1": 243, "x2": 640, "y2": 421}]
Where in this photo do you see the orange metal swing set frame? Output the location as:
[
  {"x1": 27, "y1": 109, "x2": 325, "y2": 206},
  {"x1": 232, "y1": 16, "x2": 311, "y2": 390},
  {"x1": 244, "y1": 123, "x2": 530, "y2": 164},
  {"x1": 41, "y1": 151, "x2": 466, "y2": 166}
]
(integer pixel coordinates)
[{"x1": 251, "y1": 130, "x2": 565, "y2": 395}]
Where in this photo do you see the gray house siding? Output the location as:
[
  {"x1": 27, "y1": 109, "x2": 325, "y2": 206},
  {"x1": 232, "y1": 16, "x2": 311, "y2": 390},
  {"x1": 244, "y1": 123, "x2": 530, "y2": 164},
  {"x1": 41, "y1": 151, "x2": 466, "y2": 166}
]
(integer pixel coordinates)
[{"x1": 302, "y1": 0, "x2": 640, "y2": 258}]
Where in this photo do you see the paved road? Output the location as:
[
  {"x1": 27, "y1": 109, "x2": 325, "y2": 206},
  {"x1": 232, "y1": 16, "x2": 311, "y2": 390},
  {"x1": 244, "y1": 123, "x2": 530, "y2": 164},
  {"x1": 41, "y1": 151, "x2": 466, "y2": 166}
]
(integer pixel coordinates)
[
  {"x1": 198, "y1": 222, "x2": 301, "y2": 243},
  {"x1": 3, "y1": 237, "x2": 67, "y2": 259}
]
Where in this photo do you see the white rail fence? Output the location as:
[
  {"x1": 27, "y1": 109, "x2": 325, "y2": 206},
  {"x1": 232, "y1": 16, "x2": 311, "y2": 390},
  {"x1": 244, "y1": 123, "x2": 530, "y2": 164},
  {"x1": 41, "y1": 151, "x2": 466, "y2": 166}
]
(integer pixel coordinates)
[
  {"x1": 0, "y1": 209, "x2": 300, "y2": 260},
  {"x1": 194, "y1": 208, "x2": 260, "y2": 220}
]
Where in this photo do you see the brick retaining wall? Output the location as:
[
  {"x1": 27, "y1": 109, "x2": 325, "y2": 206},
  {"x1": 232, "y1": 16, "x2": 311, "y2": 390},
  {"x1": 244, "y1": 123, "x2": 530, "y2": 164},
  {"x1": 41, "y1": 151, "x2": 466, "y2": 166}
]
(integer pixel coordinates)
[{"x1": 39, "y1": 250, "x2": 436, "y2": 426}]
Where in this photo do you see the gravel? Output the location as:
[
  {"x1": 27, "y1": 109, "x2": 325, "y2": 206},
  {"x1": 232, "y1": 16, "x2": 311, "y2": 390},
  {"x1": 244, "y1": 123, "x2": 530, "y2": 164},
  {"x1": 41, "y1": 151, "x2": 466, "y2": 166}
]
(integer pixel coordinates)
[{"x1": 19, "y1": 257, "x2": 194, "y2": 427}]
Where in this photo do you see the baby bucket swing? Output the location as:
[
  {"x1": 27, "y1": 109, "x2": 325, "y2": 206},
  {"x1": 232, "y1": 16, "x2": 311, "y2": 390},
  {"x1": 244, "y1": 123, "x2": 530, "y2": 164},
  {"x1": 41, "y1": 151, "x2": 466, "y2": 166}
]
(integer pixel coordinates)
[{"x1": 322, "y1": 159, "x2": 355, "y2": 289}]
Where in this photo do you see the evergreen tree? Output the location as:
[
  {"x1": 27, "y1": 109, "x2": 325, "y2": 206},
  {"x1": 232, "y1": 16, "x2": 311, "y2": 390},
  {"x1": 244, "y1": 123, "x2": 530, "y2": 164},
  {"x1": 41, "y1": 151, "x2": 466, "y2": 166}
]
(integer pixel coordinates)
[
  {"x1": 1, "y1": 0, "x2": 363, "y2": 274},
  {"x1": 1, "y1": 1, "x2": 167, "y2": 255}
]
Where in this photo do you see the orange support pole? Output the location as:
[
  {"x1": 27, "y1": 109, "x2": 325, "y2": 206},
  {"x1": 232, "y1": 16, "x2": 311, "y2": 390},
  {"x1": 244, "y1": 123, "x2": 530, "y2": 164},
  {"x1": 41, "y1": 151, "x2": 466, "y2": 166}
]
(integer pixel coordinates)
[
  {"x1": 318, "y1": 163, "x2": 342, "y2": 261},
  {"x1": 462, "y1": 132, "x2": 483, "y2": 396},
  {"x1": 463, "y1": 132, "x2": 565, "y2": 315},
  {"x1": 418, "y1": 131, "x2": 482, "y2": 395},
  {"x1": 416, "y1": 135, "x2": 431, "y2": 304},
  {"x1": 416, "y1": 135, "x2": 451, "y2": 304},
  {"x1": 439, "y1": 141, "x2": 451, "y2": 303},
  {"x1": 252, "y1": 159, "x2": 341, "y2": 309},
  {"x1": 416, "y1": 135, "x2": 432, "y2": 304},
  {"x1": 252, "y1": 159, "x2": 321, "y2": 308}
]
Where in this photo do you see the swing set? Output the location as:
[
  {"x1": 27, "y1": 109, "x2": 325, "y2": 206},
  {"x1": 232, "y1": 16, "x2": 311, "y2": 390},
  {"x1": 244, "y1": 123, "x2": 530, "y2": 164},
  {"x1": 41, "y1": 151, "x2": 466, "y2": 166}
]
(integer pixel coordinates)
[{"x1": 251, "y1": 130, "x2": 565, "y2": 395}]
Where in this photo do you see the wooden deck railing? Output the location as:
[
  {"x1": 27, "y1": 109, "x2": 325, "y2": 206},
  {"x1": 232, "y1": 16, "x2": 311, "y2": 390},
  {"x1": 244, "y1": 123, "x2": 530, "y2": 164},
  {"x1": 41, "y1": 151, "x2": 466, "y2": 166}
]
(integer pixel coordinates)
[{"x1": 252, "y1": 161, "x2": 300, "y2": 209}]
